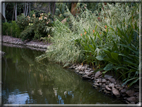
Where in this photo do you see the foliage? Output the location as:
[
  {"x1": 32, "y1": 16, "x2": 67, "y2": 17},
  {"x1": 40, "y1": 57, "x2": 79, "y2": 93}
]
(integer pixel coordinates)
[
  {"x1": 2, "y1": 21, "x2": 21, "y2": 38},
  {"x1": 33, "y1": 13, "x2": 54, "y2": 40},
  {"x1": 37, "y1": 18, "x2": 83, "y2": 66},
  {"x1": 38, "y1": 3, "x2": 139, "y2": 87},
  {"x1": 78, "y1": 3, "x2": 139, "y2": 87},
  {"x1": 2, "y1": 22, "x2": 9, "y2": 35},
  {"x1": 20, "y1": 25, "x2": 34, "y2": 41},
  {"x1": 16, "y1": 14, "x2": 30, "y2": 31},
  {"x1": 17, "y1": 12, "x2": 54, "y2": 41},
  {"x1": 97, "y1": 21, "x2": 139, "y2": 87}
]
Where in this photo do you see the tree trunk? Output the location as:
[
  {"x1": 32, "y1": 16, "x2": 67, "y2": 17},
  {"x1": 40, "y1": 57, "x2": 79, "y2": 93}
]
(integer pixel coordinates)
[
  {"x1": 51, "y1": 2, "x2": 56, "y2": 15},
  {"x1": 2, "y1": 3, "x2": 6, "y2": 22},
  {"x1": 48, "y1": 3, "x2": 51, "y2": 13},
  {"x1": 29, "y1": 3, "x2": 31, "y2": 16},
  {"x1": 26, "y1": 3, "x2": 28, "y2": 16},
  {"x1": 71, "y1": 2, "x2": 78, "y2": 16},
  {"x1": 14, "y1": 3, "x2": 17, "y2": 21},
  {"x1": 12, "y1": 6, "x2": 15, "y2": 21}
]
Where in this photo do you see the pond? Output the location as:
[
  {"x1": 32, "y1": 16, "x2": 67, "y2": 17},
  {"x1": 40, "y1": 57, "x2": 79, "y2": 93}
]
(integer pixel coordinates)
[{"x1": 2, "y1": 45, "x2": 124, "y2": 104}]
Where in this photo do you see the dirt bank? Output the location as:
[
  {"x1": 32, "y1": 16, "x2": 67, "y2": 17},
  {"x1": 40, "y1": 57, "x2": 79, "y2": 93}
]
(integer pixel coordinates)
[{"x1": 1, "y1": 35, "x2": 51, "y2": 51}]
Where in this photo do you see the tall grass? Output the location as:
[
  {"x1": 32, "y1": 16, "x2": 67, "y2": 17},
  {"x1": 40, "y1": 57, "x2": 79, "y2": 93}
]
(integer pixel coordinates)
[{"x1": 37, "y1": 3, "x2": 139, "y2": 87}]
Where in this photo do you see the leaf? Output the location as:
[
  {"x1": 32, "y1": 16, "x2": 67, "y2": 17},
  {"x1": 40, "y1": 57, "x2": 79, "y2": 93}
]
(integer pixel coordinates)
[
  {"x1": 103, "y1": 63, "x2": 114, "y2": 71},
  {"x1": 96, "y1": 55, "x2": 104, "y2": 61},
  {"x1": 128, "y1": 78, "x2": 139, "y2": 87},
  {"x1": 122, "y1": 77, "x2": 137, "y2": 86},
  {"x1": 111, "y1": 52, "x2": 119, "y2": 63}
]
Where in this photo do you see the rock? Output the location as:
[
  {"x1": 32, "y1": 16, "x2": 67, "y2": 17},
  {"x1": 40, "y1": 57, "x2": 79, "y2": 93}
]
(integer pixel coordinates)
[
  {"x1": 69, "y1": 65, "x2": 76, "y2": 69},
  {"x1": 121, "y1": 89, "x2": 126, "y2": 94},
  {"x1": 126, "y1": 96, "x2": 137, "y2": 103},
  {"x1": 82, "y1": 75, "x2": 91, "y2": 80},
  {"x1": 115, "y1": 84, "x2": 123, "y2": 90},
  {"x1": 96, "y1": 78, "x2": 102, "y2": 83},
  {"x1": 104, "y1": 90, "x2": 111, "y2": 94},
  {"x1": 105, "y1": 85, "x2": 111, "y2": 91},
  {"x1": 76, "y1": 70, "x2": 79, "y2": 73},
  {"x1": 94, "y1": 82, "x2": 100, "y2": 86},
  {"x1": 78, "y1": 71, "x2": 85, "y2": 75},
  {"x1": 108, "y1": 83, "x2": 114, "y2": 88},
  {"x1": 95, "y1": 71, "x2": 102, "y2": 78},
  {"x1": 84, "y1": 64, "x2": 89, "y2": 69},
  {"x1": 134, "y1": 92, "x2": 139, "y2": 97},
  {"x1": 86, "y1": 68, "x2": 92, "y2": 71},
  {"x1": 126, "y1": 90, "x2": 135, "y2": 97},
  {"x1": 102, "y1": 79, "x2": 106, "y2": 83},
  {"x1": 102, "y1": 83, "x2": 106, "y2": 88},
  {"x1": 112, "y1": 87, "x2": 120, "y2": 97},
  {"x1": 85, "y1": 70, "x2": 91, "y2": 73},
  {"x1": 85, "y1": 71, "x2": 93, "y2": 76},
  {"x1": 105, "y1": 80, "x2": 110, "y2": 85},
  {"x1": 99, "y1": 83, "x2": 102, "y2": 85},
  {"x1": 108, "y1": 78, "x2": 116, "y2": 83},
  {"x1": 104, "y1": 74, "x2": 113, "y2": 79}
]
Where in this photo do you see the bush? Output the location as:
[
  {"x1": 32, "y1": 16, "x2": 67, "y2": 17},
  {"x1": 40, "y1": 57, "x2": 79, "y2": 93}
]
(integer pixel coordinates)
[
  {"x1": 16, "y1": 14, "x2": 30, "y2": 31},
  {"x1": 2, "y1": 22, "x2": 10, "y2": 35},
  {"x1": 11, "y1": 21, "x2": 21, "y2": 38},
  {"x1": 33, "y1": 16, "x2": 53, "y2": 40},
  {"x1": 37, "y1": 3, "x2": 139, "y2": 87},
  {"x1": 20, "y1": 25, "x2": 34, "y2": 41},
  {"x1": 77, "y1": 3, "x2": 139, "y2": 87},
  {"x1": 2, "y1": 21, "x2": 21, "y2": 37},
  {"x1": 17, "y1": 12, "x2": 54, "y2": 41}
]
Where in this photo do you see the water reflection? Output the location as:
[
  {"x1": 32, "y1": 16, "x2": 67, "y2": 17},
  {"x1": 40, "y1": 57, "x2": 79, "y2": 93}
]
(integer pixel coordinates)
[{"x1": 2, "y1": 46, "x2": 124, "y2": 104}]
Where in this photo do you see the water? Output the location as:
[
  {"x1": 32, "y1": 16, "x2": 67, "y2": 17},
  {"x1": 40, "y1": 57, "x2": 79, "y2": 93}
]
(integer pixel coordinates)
[{"x1": 2, "y1": 45, "x2": 124, "y2": 104}]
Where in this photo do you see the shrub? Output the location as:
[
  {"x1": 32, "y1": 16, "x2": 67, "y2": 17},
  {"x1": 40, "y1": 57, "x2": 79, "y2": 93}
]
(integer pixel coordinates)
[
  {"x1": 20, "y1": 25, "x2": 34, "y2": 41},
  {"x1": 2, "y1": 21, "x2": 21, "y2": 37},
  {"x1": 10, "y1": 21, "x2": 21, "y2": 38},
  {"x1": 77, "y1": 3, "x2": 139, "y2": 87},
  {"x1": 16, "y1": 14, "x2": 30, "y2": 31},
  {"x1": 2, "y1": 22, "x2": 10, "y2": 35},
  {"x1": 33, "y1": 15, "x2": 53, "y2": 40}
]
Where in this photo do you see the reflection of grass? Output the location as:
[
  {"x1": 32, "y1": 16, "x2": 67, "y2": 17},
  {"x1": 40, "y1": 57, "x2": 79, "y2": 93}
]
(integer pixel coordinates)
[{"x1": 2, "y1": 46, "x2": 123, "y2": 104}]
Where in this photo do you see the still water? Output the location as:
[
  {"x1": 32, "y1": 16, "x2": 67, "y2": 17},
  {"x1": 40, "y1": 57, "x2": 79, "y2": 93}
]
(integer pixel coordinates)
[{"x1": 2, "y1": 45, "x2": 124, "y2": 104}]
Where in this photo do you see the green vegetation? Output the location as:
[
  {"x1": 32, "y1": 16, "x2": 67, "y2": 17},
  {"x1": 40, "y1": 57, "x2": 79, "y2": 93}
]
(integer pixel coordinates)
[
  {"x1": 2, "y1": 2, "x2": 139, "y2": 88},
  {"x1": 2, "y1": 21, "x2": 21, "y2": 38},
  {"x1": 37, "y1": 3, "x2": 139, "y2": 88}
]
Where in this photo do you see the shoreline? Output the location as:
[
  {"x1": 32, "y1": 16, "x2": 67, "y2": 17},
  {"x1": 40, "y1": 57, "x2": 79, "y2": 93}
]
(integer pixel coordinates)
[
  {"x1": 1, "y1": 35, "x2": 50, "y2": 51},
  {"x1": 1, "y1": 35, "x2": 140, "y2": 104}
]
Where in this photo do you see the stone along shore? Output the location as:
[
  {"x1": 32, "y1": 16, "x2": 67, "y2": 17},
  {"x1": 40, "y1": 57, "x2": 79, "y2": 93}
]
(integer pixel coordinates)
[
  {"x1": 1, "y1": 35, "x2": 140, "y2": 104},
  {"x1": 1, "y1": 35, "x2": 50, "y2": 51},
  {"x1": 69, "y1": 64, "x2": 140, "y2": 104}
]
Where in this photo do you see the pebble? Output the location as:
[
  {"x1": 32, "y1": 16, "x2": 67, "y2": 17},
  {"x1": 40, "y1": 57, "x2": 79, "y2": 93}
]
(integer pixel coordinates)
[
  {"x1": 95, "y1": 71, "x2": 102, "y2": 78},
  {"x1": 68, "y1": 62, "x2": 139, "y2": 104},
  {"x1": 121, "y1": 89, "x2": 126, "y2": 94},
  {"x1": 102, "y1": 79, "x2": 106, "y2": 83},
  {"x1": 126, "y1": 90, "x2": 134, "y2": 97},
  {"x1": 105, "y1": 85, "x2": 111, "y2": 91},
  {"x1": 126, "y1": 96, "x2": 137, "y2": 103},
  {"x1": 82, "y1": 75, "x2": 91, "y2": 80},
  {"x1": 112, "y1": 87, "x2": 120, "y2": 97}
]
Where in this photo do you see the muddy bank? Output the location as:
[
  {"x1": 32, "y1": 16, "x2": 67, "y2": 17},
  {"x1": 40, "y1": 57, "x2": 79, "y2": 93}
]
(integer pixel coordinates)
[
  {"x1": 1, "y1": 35, "x2": 50, "y2": 51},
  {"x1": 69, "y1": 64, "x2": 140, "y2": 104}
]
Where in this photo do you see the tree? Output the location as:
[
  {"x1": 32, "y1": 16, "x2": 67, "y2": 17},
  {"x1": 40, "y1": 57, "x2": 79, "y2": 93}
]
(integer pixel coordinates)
[
  {"x1": 14, "y1": 3, "x2": 17, "y2": 21},
  {"x1": 2, "y1": 2, "x2": 6, "y2": 22}
]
